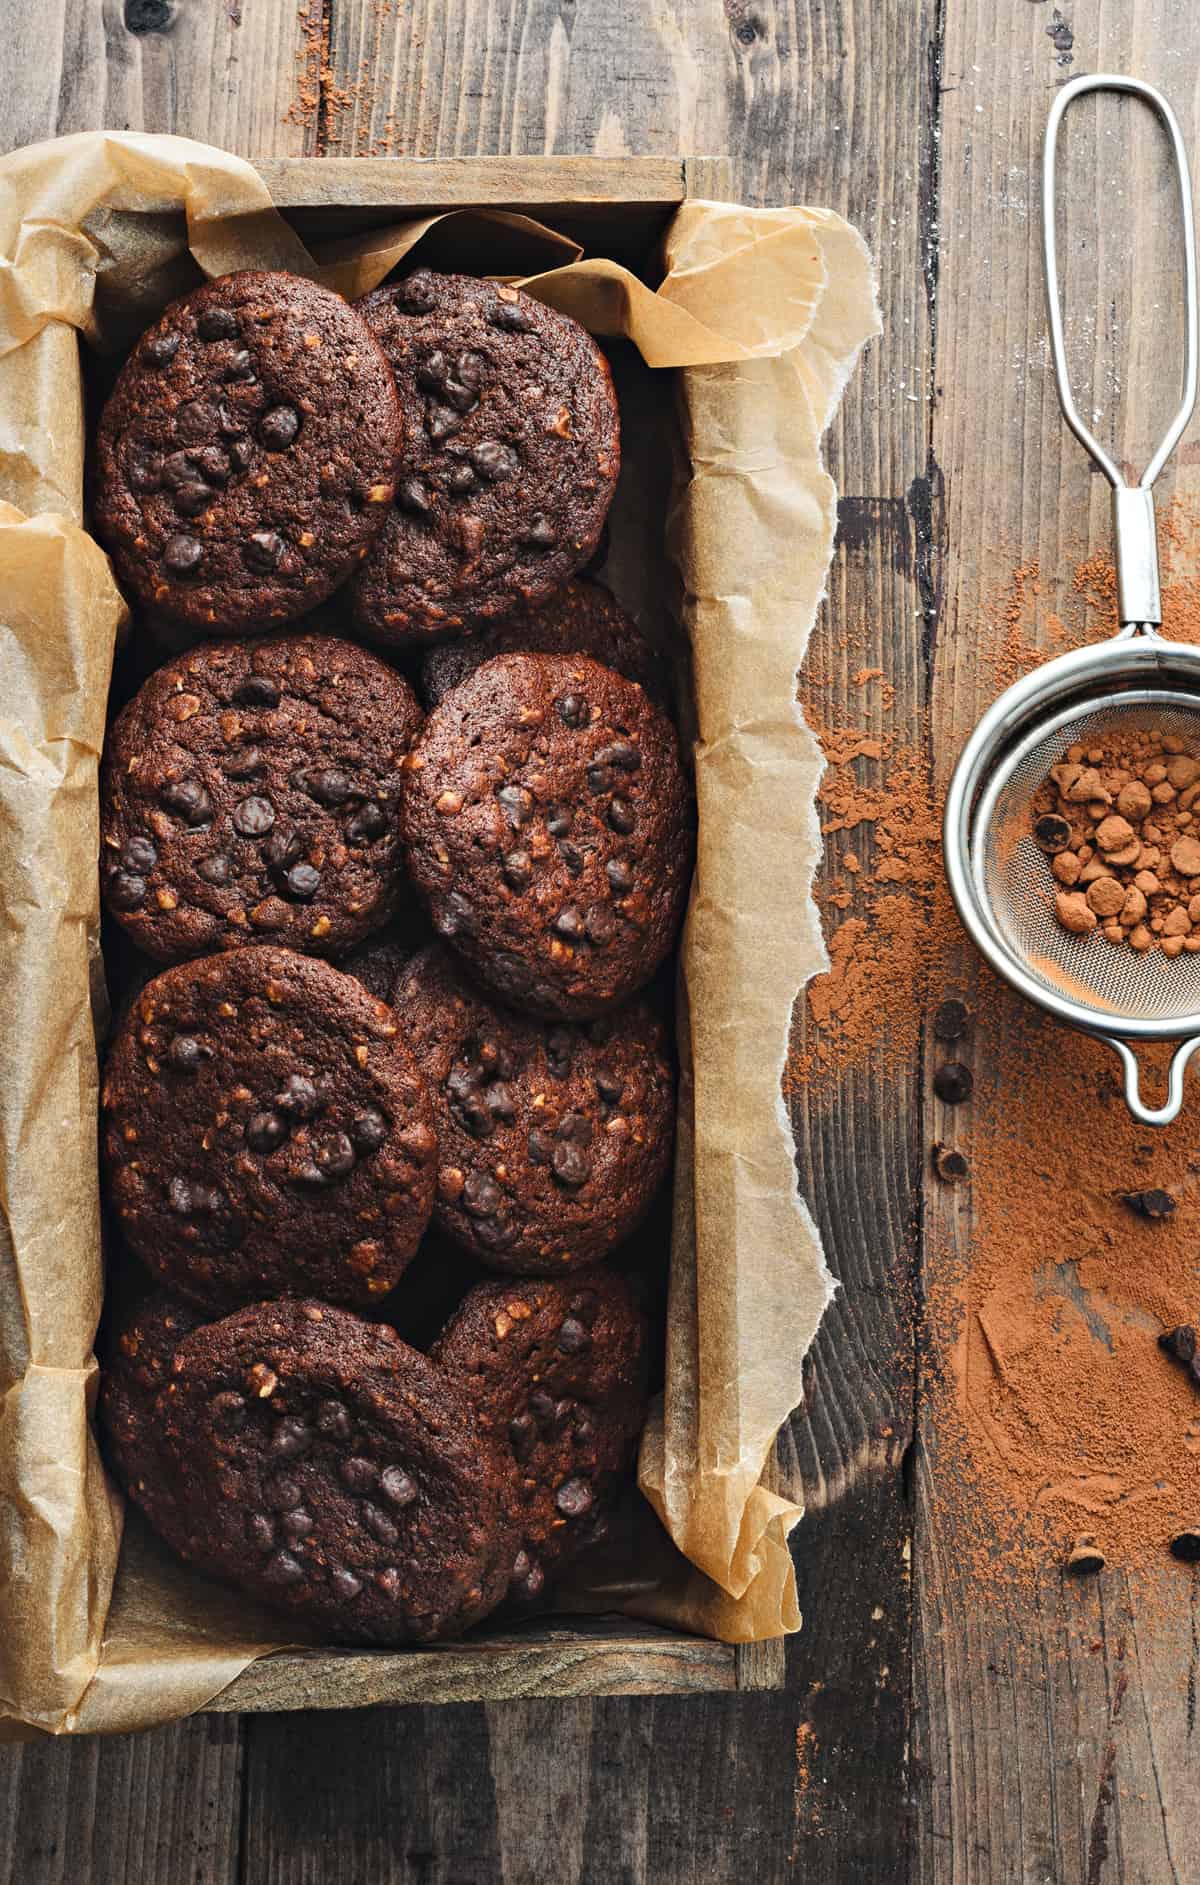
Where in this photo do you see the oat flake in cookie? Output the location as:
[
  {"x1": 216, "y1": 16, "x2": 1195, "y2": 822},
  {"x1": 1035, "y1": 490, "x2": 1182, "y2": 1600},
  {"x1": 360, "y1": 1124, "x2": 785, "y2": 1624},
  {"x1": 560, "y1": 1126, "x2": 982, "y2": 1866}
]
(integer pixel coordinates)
[
  {"x1": 102, "y1": 947, "x2": 437, "y2": 1310},
  {"x1": 93, "y1": 271, "x2": 401, "y2": 633},
  {"x1": 400, "y1": 945, "x2": 674, "y2": 1271},
  {"x1": 100, "y1": 634, "x2": 423, "y2": 962},
  {"x1": 352, "y1": 270, "x2": 620, "y2": 645},
  {"x1": 104, "y1": 1298, "x2": 514, "y2": 1644},
  {"x1": 432, "y1": 1271, "x2": 648, "y2": 1601},
  {"x1": 419, "y1": 578, "x2": 672, "y2": 715},
  {"x1": 402, "y1": 654, "x2": 693, "y2": 1018}
]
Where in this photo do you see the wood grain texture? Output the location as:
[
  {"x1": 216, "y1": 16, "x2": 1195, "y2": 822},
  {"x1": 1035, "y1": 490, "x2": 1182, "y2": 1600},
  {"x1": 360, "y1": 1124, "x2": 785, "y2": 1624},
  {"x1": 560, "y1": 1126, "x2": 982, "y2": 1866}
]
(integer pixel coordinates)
[{"x1": 918, "y1": 4, "x2": 1200, "y2": 1881}]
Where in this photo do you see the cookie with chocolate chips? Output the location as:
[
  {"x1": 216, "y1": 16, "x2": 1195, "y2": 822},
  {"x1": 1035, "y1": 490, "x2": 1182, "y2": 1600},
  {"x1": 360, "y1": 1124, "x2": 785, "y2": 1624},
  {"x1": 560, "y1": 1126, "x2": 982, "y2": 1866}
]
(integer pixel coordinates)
[
  {"x1": 400, "y1": 945, "x2": 674, "y2": 1271},
  {"x1": 100, "y1": 633, "x2": 423, "y2": 962},
  {"x1": 101, "y1": 947, "x2": 437, "y2": 1310},
  {"x1": 432, "y1": 1271, "x2": 648, "y2": 1601},
  {"x1": 401, "y1": 653, "x2": 693, "y2": 1018},
  {"x1": 103, "y1": 1297, "x2": 515, "y2": 1643},
  {"x1": 93, "y1": 271, "x2": 401, "y2": 633},
  {"x1": 351, "y1": 270, "x2": 620, "y2": 645},
  {"x1": 101, "y1": 1293, "x2": 208, "y2": 1542},
  {"x1": 419, "y1": 579, "x2": 672, "y2": 714}
]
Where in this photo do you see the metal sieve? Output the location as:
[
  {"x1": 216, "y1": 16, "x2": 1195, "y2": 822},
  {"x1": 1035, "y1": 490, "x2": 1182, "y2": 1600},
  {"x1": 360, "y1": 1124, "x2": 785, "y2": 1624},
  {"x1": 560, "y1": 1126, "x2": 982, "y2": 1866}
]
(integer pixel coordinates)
[{"x1": 944, "y1": 74, "x2": 1200, "y2": 1125}]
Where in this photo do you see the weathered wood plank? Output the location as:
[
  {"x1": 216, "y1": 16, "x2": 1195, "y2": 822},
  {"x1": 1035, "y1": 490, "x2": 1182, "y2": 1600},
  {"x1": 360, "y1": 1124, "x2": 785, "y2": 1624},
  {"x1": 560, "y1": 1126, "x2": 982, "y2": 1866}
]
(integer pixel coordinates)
[
  {"x1": 255, "y1": 152, "x2": 689, "y2": 206},
  {"x1": 0, "y1": 1716, "x2": 242, "y2": 1885},
  {"x1": 919, "y1": 3, "x2": 1200, "y2": 1880}
]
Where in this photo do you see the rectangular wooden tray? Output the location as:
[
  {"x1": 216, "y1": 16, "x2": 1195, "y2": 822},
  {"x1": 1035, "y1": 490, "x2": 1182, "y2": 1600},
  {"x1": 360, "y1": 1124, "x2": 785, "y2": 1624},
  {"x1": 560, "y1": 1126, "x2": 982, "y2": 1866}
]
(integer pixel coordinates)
[{"x1": 199, "y1": 151, "x2": 780, "y2": 1712}]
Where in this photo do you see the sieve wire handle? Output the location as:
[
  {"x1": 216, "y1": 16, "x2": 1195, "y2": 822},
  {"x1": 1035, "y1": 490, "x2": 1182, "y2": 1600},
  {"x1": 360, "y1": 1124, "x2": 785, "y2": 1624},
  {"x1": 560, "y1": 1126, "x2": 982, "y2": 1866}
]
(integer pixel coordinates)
[
  {"x1": 1043, "y1": 74, "x2": 1199, "y2": 632},
  {"x1": 1105, "y1": 1035, "x2": 1200, "y2": 1127}
]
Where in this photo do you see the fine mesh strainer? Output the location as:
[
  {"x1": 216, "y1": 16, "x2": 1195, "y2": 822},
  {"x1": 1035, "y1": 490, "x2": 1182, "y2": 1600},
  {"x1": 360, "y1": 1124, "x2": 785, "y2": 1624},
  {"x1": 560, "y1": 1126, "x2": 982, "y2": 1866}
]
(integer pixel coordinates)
[{"x1": 944, "y1": 73, "x2": 1200, "y2": 1125}]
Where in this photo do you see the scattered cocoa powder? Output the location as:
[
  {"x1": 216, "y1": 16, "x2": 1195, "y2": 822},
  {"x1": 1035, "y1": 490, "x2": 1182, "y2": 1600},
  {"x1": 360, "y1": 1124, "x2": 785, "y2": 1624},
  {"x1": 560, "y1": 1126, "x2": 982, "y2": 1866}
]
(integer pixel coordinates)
[{"x1": 793, "y1": 500, "x2": 1200, "y2": 1592}]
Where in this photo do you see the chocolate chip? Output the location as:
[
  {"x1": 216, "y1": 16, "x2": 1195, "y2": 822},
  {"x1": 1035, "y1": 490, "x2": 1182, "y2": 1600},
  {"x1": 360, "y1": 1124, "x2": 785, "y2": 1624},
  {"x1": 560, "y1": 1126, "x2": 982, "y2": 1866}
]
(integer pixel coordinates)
[
  {"x1": 1169, "y1": 1530, "x2": 1200, "y2": 1563},
  {"x1": 555, "y1": 1477, "x2": 594, "y2": 1519},
  {"x1": 427, "y1": 404, "x2": 462, "y2": 442},
  {"x1": 163, "y1": 534, "x2": 202, "y2": 575},
  {"x1": 167, "y1": 1033, "x2": 210, "y2": 1073},
  {"x1": 932, "y1": 1142, "x2": 970, "y2": 1184},
  {"x1": 416, "y1": 351, "x2": 448, "y2": 392},
  {"x1": 486, "y1": 1082, "x2": 516, "y2": 1121},
  {"x1": 266, "y1": 1476, "x2": 301, "y2": 1510},
  {"x1": 247, "y1": 1109, "x2": 288, "y2": 1153},
  {"x1": 608, "y1": 798, "x2": 635, "y2": 834},
  {"x1": 380, "y1": 1466, "x2": 417, "y2": 1508},
  {"x1": 211, "y1": 1391, "x2": 247, "y2": 1431},
  {"x1": 351, "y1": 1108, "x2": 389, "y2": 1155},
  {"x1": 347, "y1": 802, "x2": 388, "y2": 843},
  {"x1": 276, "y1": 1073, "x2": 320, "y2": 1119},
  {"x1": 502, "y1": 849, "x2": 533, "y2": 891},
  {"x1": 128, "y1": 450, "x2": 163, "y2": 493},
  {"x1": 193, "y1": 445, "x2": 231, "y2": 487},
  {"x1": 142, "y1": 331, "x2": 180, "y2": 366},
  {"x1": 314, "y1": 1131, "x2": 356, "y2": 1180},
  {"x1": 235, "y1": 673, "x2": 280, "y2": 708},
  {"x1": 362, "y1": 1502, "x2": 400, "y2": 1546},
  {"x1": 553, "y1": 907, "x2": 586, "y2": 942},
  {"x1": 160, "y1": 776, "x2": 213, "y2": 826},
  {"x1": 545, "y1": 1028, "x2": 573, "y2": 1079},
  {"x1": 587, "y1": 764, "x2": 614, "y2": 795},
  {"x1": 247, "y1": 1514, "x2": 275, "y2": 1551},
  {"x1": 1159, "y1": 1325, "x2": 1198, "y2": 1365},
  {"x1": 173, "y1": 480, "x2": 212, "y2": 518},
  {"x1": 265, "y1": 1550, "x2": 305, "y2": 1585},
  {"x1": 396, "y1": 476, "x2": 431, "y2": 515},
  {"x1": 161, "y1": 450, "x2": 198, "y2": 491},
  {"x1": 196, "y1": 853, "x2": 235, "y2": 886},
  {"x1": 197, "y1": 306, "x2": 238, "y2": 341},
  {"x1": 605, "y1": 858, "x2": 634, "y2": 896},
  {"x1": 223, "y1": 348, "x2": 254, "y2": 381},
  {"x1": 525, "y1": 515, "x2": 556, "y2": 550},
  {"x1": 176, "y1": 400, "x2": 213, "y2": 441},
  {"x1": 490, "y1": 300, "x2": 534, "y2": 333},
  {"x1": 594, "y1": 1068, "x2": 624, "y2": 1103},
  {"x1": 462, "y1": 1171, "x2": 502, "y2": 1217},
  {"x1": 573, "y1": 1416, "x2": 595, "y2": 1444},
  {"x1": 933, "y1": 1062, "x2": 973, "y2": 1104},
  {"x1": 224, "y1": 744, "x2": 264, "y2": 780},
  {"x1": 244, "y1": 531, "x2": 284, "y2": 573},
  {"x1": 330, "y1": 1566, "x2": 363, "y2": 1600},
  {"x1": 283, "y1": 862, "x2": 321, "y2": 902},
  {"x1": 498, "y1": 784, "x2": 533, "y2": 828},
  {"x1": 556, "y1": 694, "x2": 588, "y2": 729},
  {"x1": 281, "y1": 1507, "x2": 315, "y2": 1544},
  {"x1": 436, "y1": 890, "x2": 474, "y2": 938},
  {"x1": 108, "y1": 870, "x2": 147, "y2": 910},
  {"x1": 259, "y1": 404, "x2": 301, "y2": 451},
  {"x1": 219, "y1": 403, "x2": 249, "y2": 439},
  {"x1": 585, "y1": 905, "x2": 616, "y2": 946},
  {"x1": 472, "y1": 439, "x2": 517, "y2": 481},
  {"x1": 232, "y1": 794, "x2": 276, "y2": 837},
  {"x1": 508, "y1": 1414, "x2": 536, "y2": 1464},
  {"x1": 263, "y1": 826, "x2": 303, "y2": 875},
  {"x1": 339, "y1": 1456, "x2": 377, "y2": 1492},
  {"x1": 598, "y1": 741, "x2": 641, "y2": 773},
  {"x1": 552, "y1": 1142, "x2": 591, "y2": 1188},
  {"x1": 546, "y1": 804, "x2": 573, "y2": 838},
  {"x1": 932, "y1": 1000, "x2": 969, "y2": 1042},
  {"x1": 511, "y1": 1549, "x2": 545, "y2": 1602},
  {"x1": 529, "y1": 1390, "x2": 555, "y2": 1427},
  {"x1": 271, "y1": 1418, "x2": 312, "y2": 1459},
  {"x1": 376, "y1": 1567, "x2": 402, "y2": 1597},
  {"x1": 1123, "y1": 1189, "x2": 1176, "y2": 1220},
  {"x1": 395, "y1": 273, "x2": 437, "y2": 314},
  {"x1": 557, "y1": 1317, "x2": 590, "y2": 1354},
  {"x1": 317, "y1": 1398, "x2": 352, "y2": 1440},
  {"x1": 448, "y1": 464, "x2": 477, "y2": 494},
  {"x1": 556, "y1": 1112, "x2": 593, "y2": 1145},
  {"x1": 527, "y1": 1128, "x2": 554, "y2": 1165},
  {"x1": 305, "y1": 768, "x2": 354, "y2": 808},
  {"x1": 559, "y1": 842, "x2": 584, "y2": 876},
  {"x1": 167, "y1": 1176, "x2": 221, "y2": 1216}
]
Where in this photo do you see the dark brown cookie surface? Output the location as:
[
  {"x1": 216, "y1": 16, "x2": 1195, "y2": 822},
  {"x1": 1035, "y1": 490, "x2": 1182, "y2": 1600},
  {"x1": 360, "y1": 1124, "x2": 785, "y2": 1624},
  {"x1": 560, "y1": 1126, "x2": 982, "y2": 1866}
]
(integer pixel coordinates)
[
  {"x1": 102, "y1": 947, "x2": 437, "y2": 1310},
  {"x1": 101, "y1": 1294, "x2": 207, "y2": 1544},
  {"x1": 400, "y1": 945, "x2": 674, "y2": 1271},
  {"x1": 103, "y1": 1298, "x2": 514, "y2": 1644},
  {"x1": 100, "y1": 634, "x2": 423, "y2": 963},
  {"x1": 432, "y1": 1272, "x2": 648, "y2": 1599},
  {"x1": 94, "y1": 271, "x2": 401, "y2": 633},
  {"x1": 419, "y1": 579, "x2": 672, "y2": 714},
  {"x1": 401, "y1": 654, "x2": 693, "y2": 1017},
  {"x1": 351, "y1": 271, "x2": 619, "y2": 645}
]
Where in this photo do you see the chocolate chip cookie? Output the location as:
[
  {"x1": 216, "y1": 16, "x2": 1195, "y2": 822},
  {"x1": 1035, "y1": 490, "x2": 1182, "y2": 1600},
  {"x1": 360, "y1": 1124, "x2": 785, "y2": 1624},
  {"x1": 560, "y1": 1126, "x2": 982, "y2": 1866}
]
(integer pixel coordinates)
[
  {"x1": 101, "y1": 1293, "x2": 207, "y2": 1544},
  {"x1": 100, "y1": 634, "x2": 423, "y2": 962},
  {"x1": 102, "y1": 947, "x2": 437, "y2": 1310},
  {"x1": 351, "y1": 270, "x2": 619, "y2": 645},
  {"x1": 432, "y1": 1271, "x2": 648, "y2": 1600},
  {"x1": 401, "y1": 654, "x2": 693, "y2": 1017},
  {"x1": 419, "y1": 579, "x2": 672, "y2": 714},
  {"x1": 103, "y1": 1297, "x2": 515, "y2": 1643},
  {"x1": 93, "y1": 271, "x2": 401, "y2": 633},
  {"x1": 399, "y1": 945, "x2": 675, "y2": 1271}
]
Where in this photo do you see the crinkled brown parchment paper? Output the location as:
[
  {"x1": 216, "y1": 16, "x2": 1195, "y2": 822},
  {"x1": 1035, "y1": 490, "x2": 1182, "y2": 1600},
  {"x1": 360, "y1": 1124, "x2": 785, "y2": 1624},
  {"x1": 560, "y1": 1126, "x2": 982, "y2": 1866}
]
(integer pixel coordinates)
[{"x1": 0, "y1": 133, "x2": 878, "y2": 1733}]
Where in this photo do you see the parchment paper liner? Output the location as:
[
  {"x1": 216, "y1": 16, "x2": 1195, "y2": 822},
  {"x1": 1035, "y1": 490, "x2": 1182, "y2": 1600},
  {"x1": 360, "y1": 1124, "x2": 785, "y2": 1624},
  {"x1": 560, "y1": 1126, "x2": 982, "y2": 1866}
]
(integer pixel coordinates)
[{"x1": 0, "y1": 132, "x2": 878, "y2": 1733}]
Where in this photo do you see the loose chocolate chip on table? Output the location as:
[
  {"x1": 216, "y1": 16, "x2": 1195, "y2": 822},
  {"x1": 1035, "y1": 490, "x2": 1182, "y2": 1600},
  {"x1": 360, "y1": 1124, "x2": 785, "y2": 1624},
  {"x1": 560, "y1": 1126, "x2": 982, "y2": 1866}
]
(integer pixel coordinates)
[
  {"x1": 1159, "y1": 1324, "x2": 1199, "y2": 1365},
  {"x1": 1123, "y1": 1189, "x2": 1176, "y2": 1221},
  {"x1": 1065, "y1": 1538, "x2": 1106, "y2": 1575},
  {"x1": 1169, "y1": 1529, "x2": 1200, "y2": 1563},
  {"x1": 933, "y1": 1062, "x2": 973, "y2": 1104},
  {"x1": 932, "y1": 1142, "x2": 970, "y2": 1184},
  {"x1": 932, "y1": 999, "x2": 969, "y2": 1042}
]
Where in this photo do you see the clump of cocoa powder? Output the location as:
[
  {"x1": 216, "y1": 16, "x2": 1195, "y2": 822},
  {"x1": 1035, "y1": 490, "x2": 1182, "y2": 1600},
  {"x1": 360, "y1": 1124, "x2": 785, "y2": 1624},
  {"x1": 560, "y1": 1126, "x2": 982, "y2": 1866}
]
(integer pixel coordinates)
[{"x1": 1034, "y1": 729, "x2": 1200, "y2": 955}]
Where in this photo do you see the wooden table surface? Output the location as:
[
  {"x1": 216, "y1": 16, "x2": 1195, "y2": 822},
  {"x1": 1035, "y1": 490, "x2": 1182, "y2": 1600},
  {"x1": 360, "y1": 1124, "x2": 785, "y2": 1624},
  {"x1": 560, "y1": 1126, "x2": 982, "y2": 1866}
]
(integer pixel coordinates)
[{"x1": 4, "y1": 2, "x2": 1200, "y2": 1879}]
